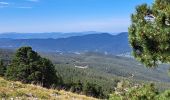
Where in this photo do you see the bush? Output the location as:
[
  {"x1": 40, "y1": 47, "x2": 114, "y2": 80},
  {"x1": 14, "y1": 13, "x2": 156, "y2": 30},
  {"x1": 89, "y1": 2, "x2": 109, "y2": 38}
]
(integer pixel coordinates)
[
  {"x1": 5, "y1": 46, "x2": 61, "y2": 88},
  {"x1": 83, "y1": 82, "x2": 105, "y2": 98},
  {"x1": 0, "y1": 59, "x2": 6, "y2": 76},
  {"x1": 109, "y1": 83, "x2": 159, "y2": 100},
  {"x1": 70, "y1": 81, "x2": 83, "y2": 93},
  {"x1": 156, "y1": 90, "x2": 170, "y2": 100}
]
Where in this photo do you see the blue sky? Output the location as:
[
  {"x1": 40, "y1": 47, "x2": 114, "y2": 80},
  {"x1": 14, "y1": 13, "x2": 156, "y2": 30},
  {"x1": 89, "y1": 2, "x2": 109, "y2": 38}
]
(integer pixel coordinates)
[{"x1": 0, "y1": 0, "x2": 153, "y2": 33}]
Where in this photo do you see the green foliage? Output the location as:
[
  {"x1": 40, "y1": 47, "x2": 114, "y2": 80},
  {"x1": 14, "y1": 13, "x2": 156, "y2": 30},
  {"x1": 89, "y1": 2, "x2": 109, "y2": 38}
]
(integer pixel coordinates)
[
  {"x1": 64, "y1": 81, "x2": 105, "y2": 98},
  {"x1": 109, "y1": 83, "x2": 159, "y2": 100},
  {"x1": 129, "y1": 0, "x2": 170, "y2": 67},
  {"x1": 127, "y1": 84, "x2": 158, "y2": 100},
  {"x1": 109, "y1": 82, "x2": 170, "y2": 100},
  {"x1": 2, "y1": 48, "x2": 170, "y2": 98},
  {"x1": 44, "y1": 52, "x2": 170, "y2": 98},
  {"x1": 83, "y1": 82, "x2": 105, "y2": 98},
  {"x1": 0, "y1": 60, "x2": 6, "y2": 76},
  {"x1": 5, "y1": 47, "x2": 60, "y2": 88},
  {"x1": 55, "y1": 64, "x2": 117, "y2": 98},
  {"x1": 69, "y1": 80, "x2": 83, "y2": 93},
  {"x1": 157, "y1": 90, "x2": 170, "y2": 100},
  {"x1": 58, "y1": 79, "x2": 106, "y2": 98}
]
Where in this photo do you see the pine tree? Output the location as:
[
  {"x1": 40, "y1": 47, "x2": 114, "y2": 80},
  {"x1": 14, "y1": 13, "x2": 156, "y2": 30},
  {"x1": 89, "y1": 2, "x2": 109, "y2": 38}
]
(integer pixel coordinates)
[
  {"x1": 129, "y1": 0, "x2": 170, "y2": 67},
  {"x1": 0, "y1": 59, "x2": 6, "y2": 76},
  {"x1": 5, "y1": 46, "x2": 61, "y2": 88}
]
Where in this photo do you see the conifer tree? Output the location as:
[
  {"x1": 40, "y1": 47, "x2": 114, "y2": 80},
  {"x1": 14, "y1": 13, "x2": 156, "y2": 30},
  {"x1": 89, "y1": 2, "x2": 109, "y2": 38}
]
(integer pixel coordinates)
[
  {"x1": 6, "y1": 47, "x2": 61, "y2": 87},
  {"x1": 129, "y1": 0, "x2": 170, "y2": 67},
  {"x1": 0, "y1": 59, "x2": 6, "y2": 76}
]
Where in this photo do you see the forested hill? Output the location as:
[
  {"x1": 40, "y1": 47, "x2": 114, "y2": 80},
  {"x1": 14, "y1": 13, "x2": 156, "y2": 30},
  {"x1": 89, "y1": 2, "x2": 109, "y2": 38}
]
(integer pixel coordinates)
[{"x1": 0, "y1": 32, "x2": 130, "y2": 54}]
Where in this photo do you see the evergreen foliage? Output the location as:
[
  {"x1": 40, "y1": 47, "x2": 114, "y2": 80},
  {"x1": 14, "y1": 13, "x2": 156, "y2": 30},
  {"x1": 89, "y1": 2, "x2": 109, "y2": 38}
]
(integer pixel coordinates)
[
  {"x1": 109, "y1": 81, "x2": 170, "y2": 100},
  {"x1": 129, "y1": 0, "x2": 170, "y2": 67},
  {"x1": 0, "y1": 59, "x2": 6, "y2": 76},
  {"x1": 3, "y1": 47, "x2": 170, "y2": 99},
  {"x1": 83, "y1": 82, "x2": 105, "y2": 98},
  {"x1": 5, "y1": 47, "x2": 60, "y2": 88},
  {"x1": 109, "y1": 83, "x2": 159, "y2": 100},
  {"x1": 62, "y1": 80, "x2": 106, "y2": 99}
]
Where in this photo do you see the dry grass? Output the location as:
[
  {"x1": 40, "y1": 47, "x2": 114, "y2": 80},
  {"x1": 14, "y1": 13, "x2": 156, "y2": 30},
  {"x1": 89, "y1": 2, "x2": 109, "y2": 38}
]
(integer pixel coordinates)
[{"x1": 0, "y1": 77, "x2": 98, "y2": 100}]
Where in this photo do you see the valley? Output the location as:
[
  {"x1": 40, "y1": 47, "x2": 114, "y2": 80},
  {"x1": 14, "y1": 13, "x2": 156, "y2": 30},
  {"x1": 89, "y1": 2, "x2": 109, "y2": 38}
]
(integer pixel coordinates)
[
  {"x1": 1, "y1": 47, "x2": 170, "y2": 98},
  {"x1": 1, "y1": 32, "x2": 170, "y2": 99}
]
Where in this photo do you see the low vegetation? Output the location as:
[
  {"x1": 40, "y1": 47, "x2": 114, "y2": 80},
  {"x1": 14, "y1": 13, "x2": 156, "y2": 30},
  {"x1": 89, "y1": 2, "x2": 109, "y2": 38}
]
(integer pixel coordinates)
[
  {"x1": 0, "y1": 60, "x2": 6, "y2": 76},
  {"x1": 0, "y1": 77, "x2": 97, "y2": 100},
  {"x1": 109, "y1": 80, "x2": 170, "y2": 100}
]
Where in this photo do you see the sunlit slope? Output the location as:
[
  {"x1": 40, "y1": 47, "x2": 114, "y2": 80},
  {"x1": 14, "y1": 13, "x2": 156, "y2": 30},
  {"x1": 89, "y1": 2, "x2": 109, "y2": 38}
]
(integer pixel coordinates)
[{"x1": 0, "y1": 77, "x2": 97, "y2": 100}]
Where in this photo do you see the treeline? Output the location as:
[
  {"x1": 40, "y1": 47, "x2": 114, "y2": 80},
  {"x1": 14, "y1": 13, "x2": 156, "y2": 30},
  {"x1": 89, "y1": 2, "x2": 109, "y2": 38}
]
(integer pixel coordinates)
[
  {"x1": 63, "y1": 81, "x2": 105, "y2": 98},
  {"x1": 0, "y1": 47, "x2": 107, "y2": 99},
  {"x1": 55, "y1": 64, "x2": 119, "y2": 98}
]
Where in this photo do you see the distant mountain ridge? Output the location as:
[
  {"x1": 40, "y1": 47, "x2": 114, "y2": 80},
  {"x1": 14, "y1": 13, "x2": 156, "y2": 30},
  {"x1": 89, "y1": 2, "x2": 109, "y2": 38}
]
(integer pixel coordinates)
[
  {"x1": 0, "y1": 31, "x2": 100, "y2": 39},
  {"x1": 0, "y1": 32, "x2": 131, "y2": 54}
]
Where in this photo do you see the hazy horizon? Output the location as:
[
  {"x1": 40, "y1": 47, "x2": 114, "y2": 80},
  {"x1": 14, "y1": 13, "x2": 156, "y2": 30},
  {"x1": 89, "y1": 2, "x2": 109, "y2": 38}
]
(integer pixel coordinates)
[
  {"x1": 0, "y1": 0, "x2": 152, "y2": 33},
  {"x1": 0, "y1": 31, "x2": 127, "y2": 35}
]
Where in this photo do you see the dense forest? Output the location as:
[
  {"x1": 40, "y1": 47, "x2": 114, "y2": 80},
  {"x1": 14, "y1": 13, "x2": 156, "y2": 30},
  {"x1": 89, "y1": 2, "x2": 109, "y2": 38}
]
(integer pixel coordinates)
[
  {"x1": 0, "y1": 47, "x2": 108, "y2": 99},
  {"x1": 2, "y1": 46, "x2": 170, "y2": 99}
]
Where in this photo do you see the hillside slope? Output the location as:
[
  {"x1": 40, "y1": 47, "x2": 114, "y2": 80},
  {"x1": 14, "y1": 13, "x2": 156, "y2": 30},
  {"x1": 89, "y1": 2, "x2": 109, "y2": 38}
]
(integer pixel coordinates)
[
  {"x1": 0, "y1": 77, "x2": 97, "y2": 100},
  {"x1": 1, "y1": 49, "x2": 170, "y2": 94},
  {"x1": 43, "y1": 52, "x2": 170, "y2": 82}
]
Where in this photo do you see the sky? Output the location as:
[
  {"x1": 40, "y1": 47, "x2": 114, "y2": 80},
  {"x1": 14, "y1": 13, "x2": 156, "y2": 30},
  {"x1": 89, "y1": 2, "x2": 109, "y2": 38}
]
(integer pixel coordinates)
[{"x1": 0, "y1": 0, "x2": 153, "y2": 33}]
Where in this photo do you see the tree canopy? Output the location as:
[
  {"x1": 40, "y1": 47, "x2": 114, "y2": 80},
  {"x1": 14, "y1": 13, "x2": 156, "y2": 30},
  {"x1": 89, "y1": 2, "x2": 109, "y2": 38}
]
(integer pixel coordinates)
[
  {"x1": 129, "y1": 0, "x2": 170, "y2": 67},
  {"x1": 5, "y1": 47, "x2": 61, "y2": 87},
  {"x1": 0, "y1": 59, "x2": 6, "y2": 76}
]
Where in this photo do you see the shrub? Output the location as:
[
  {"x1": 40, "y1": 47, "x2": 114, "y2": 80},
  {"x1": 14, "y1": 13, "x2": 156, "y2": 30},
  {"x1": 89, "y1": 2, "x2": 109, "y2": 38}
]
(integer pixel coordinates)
[
  {"x1": 0, "y1": 59, "x2": 6, "y2": 76},
  {"x1": 83, "y1": 82, "x2": 105, "y2": 98},
  {"x1": 109, "y1": 83, "x2": 159, "y2": 100}
]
